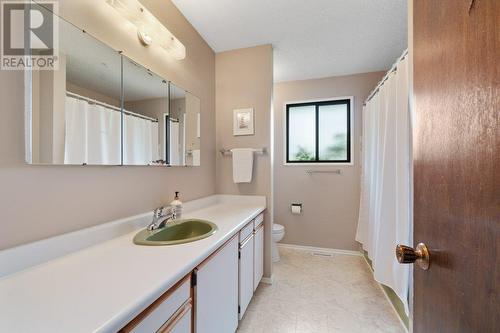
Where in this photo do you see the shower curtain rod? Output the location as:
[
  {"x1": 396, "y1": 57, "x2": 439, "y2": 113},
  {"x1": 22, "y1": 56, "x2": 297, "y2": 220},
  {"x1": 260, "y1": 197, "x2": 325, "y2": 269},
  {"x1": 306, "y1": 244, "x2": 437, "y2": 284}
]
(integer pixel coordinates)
[
  {"x1": 66, "y1": 91, "x2": 159, "y2": 123},
  {"x1": 363, "y1": 49, "x2": 408, "y2": 106}
]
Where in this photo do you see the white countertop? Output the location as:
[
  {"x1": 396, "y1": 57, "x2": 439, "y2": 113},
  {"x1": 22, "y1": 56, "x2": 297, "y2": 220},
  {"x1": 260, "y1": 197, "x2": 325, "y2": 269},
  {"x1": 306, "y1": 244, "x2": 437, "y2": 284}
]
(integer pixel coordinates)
[{"x1": 0, "y1": 195, "x2": 266, "y2": 333}]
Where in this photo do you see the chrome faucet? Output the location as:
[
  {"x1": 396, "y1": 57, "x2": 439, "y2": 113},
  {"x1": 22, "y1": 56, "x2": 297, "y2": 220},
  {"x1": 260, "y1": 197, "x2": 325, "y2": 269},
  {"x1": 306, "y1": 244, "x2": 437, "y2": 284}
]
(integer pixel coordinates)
[{"x1": 148, "y1": 206, "x2": 177, "y2": 231}]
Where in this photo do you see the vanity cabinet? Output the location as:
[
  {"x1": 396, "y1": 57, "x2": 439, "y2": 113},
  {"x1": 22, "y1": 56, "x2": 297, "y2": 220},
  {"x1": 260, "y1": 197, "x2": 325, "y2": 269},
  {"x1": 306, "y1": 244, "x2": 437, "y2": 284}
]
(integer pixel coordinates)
[
  {"x1": 239, "y1": 224, "x2": 255, "y2": 320},
  {"x1": 120, "y1": 276, "x2": 192, "y2": 333},
  {"x1": 194, "y1": 235, "x2": 239, "y2": 333},
  {"x1": 120, "y1": 212, "x2": 265, "y2": 333},
  {"x1": 238, "y1": 213, "x2": 265, "y2": 319}
]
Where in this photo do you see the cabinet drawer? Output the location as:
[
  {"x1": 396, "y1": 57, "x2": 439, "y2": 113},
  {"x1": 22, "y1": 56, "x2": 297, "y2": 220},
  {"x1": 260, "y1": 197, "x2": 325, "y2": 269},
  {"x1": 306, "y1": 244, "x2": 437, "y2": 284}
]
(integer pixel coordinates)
[
  {"x1": 254, "y1": 213, "x2": 264, "y2": 229},
  {"x1": 158, "y1": 300, "x2": 192, "y2": 333},
  {"x1": 239, "y1": 221, "x2": 254, "y2": 242},
  {"x1": 121, "y1": 276, "x2": 191, "y2": 333}
]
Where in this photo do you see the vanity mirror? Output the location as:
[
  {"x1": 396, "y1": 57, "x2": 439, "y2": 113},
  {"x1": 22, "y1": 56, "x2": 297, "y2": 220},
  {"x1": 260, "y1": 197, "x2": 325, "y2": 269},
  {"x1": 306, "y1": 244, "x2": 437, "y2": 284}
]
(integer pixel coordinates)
[
  {"x1": 27, "y1": 3, "x2": 122, "y2": 165},
  {"x1": 25, "y1": 5, "x2": 201, "y2": 167},
  {"x1": 168, "y1": 84, "x2": 201, "y2": 167},
  {"x1": 122, "y1": 57, "x2": 167, "y2": 166}
]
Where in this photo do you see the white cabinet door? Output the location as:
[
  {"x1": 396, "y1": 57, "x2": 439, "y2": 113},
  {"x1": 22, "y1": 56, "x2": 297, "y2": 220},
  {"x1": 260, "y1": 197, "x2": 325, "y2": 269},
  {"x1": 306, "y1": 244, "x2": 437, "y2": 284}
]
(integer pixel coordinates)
[
  {"x1": 254, "y1": 225, "x2": 264, "y2": 291},
  {"x1": 239, "y1": 234, "x2": 254, "y2": 320},
  {"x1": 195, "y1": 235, "x2": 239, "y2": 333}
]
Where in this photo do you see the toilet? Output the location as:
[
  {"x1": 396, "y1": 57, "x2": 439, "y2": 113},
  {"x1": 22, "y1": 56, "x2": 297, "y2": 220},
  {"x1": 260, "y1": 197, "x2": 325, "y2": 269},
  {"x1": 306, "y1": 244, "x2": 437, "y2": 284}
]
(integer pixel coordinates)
[{"x1": 272, "y1": 224, "x2": 285, "y2": 262}]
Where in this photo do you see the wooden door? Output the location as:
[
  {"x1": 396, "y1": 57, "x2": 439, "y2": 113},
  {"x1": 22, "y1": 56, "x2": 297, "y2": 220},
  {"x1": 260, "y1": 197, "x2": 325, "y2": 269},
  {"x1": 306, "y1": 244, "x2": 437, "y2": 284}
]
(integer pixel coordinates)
[{"x1": 413, "y1": 0, "x2": 499, "y2": 332}]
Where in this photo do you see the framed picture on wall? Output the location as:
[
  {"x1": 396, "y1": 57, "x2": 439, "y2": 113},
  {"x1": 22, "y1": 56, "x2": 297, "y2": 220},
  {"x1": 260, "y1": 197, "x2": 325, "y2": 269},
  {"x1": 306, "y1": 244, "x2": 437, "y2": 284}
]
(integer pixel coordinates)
[{"x1": 233, "y1": 108, "x2": 254, "y2": 136}]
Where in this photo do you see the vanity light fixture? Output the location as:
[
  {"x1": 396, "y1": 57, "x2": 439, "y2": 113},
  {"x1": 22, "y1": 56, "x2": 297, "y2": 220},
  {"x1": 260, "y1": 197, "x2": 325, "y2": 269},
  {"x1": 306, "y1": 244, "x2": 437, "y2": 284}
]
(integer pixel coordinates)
[{"x1": 106, "y1": 0, "x2": 186, "y2": 60}]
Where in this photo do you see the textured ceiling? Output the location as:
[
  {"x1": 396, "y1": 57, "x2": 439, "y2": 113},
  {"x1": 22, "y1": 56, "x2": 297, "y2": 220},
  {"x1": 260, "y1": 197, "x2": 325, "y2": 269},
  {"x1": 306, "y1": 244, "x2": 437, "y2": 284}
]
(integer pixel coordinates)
[{"x1": 172, "y1": 0, "x2": 407, "y2": 82}]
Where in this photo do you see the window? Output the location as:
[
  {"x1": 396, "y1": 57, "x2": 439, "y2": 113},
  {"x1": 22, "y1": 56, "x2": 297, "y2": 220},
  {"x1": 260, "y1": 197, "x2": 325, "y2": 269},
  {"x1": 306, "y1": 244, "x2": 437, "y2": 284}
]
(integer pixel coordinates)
[{"x1": 286, "y1": 99, "x2": 351, "y2": 163}]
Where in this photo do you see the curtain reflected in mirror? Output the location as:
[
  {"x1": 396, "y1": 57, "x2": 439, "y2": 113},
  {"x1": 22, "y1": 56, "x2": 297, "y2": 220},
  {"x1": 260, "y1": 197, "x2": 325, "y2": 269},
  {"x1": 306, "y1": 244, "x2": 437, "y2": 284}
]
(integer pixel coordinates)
[
  {"x1": 28, "y1": 3, "x2": 122, "y2": 165},
  {"x1": 122, "y1": 57, "x2": 167, "y2": 166},
  {"x1": 25, "y1": 4, "x2": 201, "y2": 167}
]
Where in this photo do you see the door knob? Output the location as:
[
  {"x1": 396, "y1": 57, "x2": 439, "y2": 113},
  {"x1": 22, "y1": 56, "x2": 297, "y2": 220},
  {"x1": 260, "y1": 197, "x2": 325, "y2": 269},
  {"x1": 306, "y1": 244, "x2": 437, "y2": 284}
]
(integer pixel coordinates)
[{"x1": 395, "y1": 243, "x2": 430, "y2": 270}]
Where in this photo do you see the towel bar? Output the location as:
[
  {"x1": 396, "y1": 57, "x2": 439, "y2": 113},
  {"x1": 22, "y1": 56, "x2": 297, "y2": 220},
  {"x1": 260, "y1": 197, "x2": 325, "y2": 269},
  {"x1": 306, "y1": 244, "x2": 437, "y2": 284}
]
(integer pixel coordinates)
[
  {"x1": 306, "y1": 169, "x2": 341, "y2": 175},
  {"x1": 219, "y1": 148, "x2": 267, "y2": 155}
]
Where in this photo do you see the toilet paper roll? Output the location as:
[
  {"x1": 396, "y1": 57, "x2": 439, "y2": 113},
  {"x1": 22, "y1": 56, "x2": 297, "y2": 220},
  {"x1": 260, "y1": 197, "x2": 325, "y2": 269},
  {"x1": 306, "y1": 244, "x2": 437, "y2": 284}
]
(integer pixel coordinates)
[{"x1": 291, "y1": 204, "x2": 302, "y2": 214}]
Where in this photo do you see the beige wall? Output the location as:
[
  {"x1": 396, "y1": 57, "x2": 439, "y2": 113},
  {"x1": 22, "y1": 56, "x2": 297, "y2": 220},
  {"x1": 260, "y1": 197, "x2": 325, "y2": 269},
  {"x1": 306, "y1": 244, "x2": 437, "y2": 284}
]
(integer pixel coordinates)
[
  {"x1": 170, "y1": 98, "x2": 186, "y2": 119},
  {"x1": 0, "y1": 0, "x2": 216, "y2": 250},
  {"x1": 33, "y1": 55, "x2": 67, "y2": 165},
  {"x1": 67, "y1": 82, "x2": 121, "y2": 108},
  {"x1": 273, "y1": 72, "x2": 384, "y2": 250},
  {"x1": 215, "y1": 45, "x2": 273, "y2": 276},
  {"x1": 185, "y1": 93, "x2": 201, "y2": 151}
]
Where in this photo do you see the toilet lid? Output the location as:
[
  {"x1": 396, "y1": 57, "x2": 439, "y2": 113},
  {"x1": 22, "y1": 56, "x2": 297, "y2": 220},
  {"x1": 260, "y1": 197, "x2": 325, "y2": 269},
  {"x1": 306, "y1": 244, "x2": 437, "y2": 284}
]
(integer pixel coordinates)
[{"x1": 272, "y1": 224, "x2": 284, "y2": 233}]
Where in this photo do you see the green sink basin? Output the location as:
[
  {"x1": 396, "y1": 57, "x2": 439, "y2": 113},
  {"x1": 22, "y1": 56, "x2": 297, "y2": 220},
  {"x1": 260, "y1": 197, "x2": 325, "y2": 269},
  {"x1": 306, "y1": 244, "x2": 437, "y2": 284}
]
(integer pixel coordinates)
[{"x1": 133, "y1": 219, "x2": 218, "y2": 246}]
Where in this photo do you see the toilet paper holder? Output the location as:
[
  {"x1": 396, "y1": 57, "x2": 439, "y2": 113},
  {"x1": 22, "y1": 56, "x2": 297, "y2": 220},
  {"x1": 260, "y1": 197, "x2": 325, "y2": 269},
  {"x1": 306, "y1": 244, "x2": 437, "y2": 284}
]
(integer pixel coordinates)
[{"x1": 291, "y1": 203, "x2": 302, "y2": 214}]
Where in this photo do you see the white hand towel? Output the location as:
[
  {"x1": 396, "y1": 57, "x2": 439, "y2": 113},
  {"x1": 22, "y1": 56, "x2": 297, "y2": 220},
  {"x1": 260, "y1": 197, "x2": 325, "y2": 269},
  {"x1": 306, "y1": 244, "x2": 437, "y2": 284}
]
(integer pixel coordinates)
[{"x1": 232, "y1": 148, "x2": 254, "y2": 183}]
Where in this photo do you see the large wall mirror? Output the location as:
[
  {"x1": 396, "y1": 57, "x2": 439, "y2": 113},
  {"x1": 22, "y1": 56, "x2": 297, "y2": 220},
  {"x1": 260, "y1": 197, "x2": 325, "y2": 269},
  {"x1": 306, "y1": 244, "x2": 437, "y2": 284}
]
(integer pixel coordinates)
[
  {"x1": 28, "y1": 2, "x2": 122, "y2": 166},
  {"x1": 122, "y1": 58, "x2": 168, "y2": 166},
  {"x1": 25, "y1": 4, "x2": 201, "y2": 167},
  {"x1": 169, "y1": 84, "x2": 201, "y2": 167}
]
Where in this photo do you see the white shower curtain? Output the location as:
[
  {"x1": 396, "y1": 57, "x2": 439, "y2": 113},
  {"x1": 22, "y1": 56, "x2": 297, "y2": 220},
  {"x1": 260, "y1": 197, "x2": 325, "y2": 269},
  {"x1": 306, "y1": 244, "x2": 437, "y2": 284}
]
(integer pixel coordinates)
[
  {"x1": 356, "y1": 56, "x2": 411, "y2": 314},
  {"x1": 65, "y1": 96, "x2": 121, "y2": 165},
  {"x1": 87, "y1": 104, "x2": 121, "y2": 165},
  {"x1": 123, "y1": 112, "x2": 159, "y2": 165},
  {"x1": 64, "y1": 96, "x2": 158, "y2": 165},
  {"x1": 64, "y1": 97, "x2": 88, "y2": 164}
]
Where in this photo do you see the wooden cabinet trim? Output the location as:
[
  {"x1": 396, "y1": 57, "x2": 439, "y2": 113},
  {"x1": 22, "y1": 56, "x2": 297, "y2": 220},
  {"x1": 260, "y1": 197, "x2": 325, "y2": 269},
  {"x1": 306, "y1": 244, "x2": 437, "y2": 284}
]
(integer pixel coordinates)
[
  {"x1": 239, "y1": 233, "x2": 253, "y2": 248},
  {"x1": 157, "y1": 299, "x2": 192, "y2": 333},
  {"x1": 239, "y1": 221, "x2": 255, "y2": 241},
  {"x1": 120, "y1": 274, "x2": 191, "y2": 332},
  {"x1": 254, "y1": 224, "x2": 264, "y2": 233},
  {"x1": 254, "y1": 214, "x2": 264, "y2": 228}
]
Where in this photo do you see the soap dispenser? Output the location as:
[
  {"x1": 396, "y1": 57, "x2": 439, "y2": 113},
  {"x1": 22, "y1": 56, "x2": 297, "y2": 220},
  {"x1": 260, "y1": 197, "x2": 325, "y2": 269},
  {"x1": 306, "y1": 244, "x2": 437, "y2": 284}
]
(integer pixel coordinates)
[{"x1": 170, "y1": 191, "x2": 183, "y2": 219}]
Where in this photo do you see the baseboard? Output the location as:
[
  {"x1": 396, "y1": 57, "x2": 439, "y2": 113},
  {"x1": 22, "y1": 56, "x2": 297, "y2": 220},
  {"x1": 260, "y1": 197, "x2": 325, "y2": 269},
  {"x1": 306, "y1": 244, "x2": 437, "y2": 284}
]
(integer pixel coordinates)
[
  {"x1": 261, "y1": 275, "x2": 274, "y2": 285},
  {"x1": 362, "y1": 255, "x2": 409, "y2": 333},
  {"x1": 277, "y1": 243, "x2": 362, "y2": 256}
]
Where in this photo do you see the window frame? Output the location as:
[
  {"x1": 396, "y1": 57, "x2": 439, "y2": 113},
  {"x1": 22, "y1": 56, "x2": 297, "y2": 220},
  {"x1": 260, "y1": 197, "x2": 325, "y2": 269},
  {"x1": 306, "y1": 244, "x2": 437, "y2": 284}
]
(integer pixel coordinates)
[{"x1": 284, "y1": 97, "x2": 353, "y2": 166}]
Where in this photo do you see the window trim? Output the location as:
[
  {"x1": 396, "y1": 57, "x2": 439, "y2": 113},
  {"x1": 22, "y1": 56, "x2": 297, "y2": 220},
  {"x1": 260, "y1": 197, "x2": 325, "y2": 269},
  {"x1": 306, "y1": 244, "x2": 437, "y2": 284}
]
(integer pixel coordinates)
[{"x1": 283, "y1": 96, "x2": 354, "y2": 166}]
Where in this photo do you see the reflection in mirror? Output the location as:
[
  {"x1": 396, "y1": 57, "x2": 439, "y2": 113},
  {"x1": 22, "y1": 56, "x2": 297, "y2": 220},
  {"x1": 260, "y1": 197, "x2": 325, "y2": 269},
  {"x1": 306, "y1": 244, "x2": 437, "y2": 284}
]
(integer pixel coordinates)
[
  {"x1": 122, "y1": 58, "x2": 168, "y2": 166},
  {"x1": 168, "y1": 84, "x2": 201, "y2": 166},
  {"x1": 27, "y1": 3, "x2": 122, "y2": 165},
  {"x1": 25, "y1": 4, "x2": 201, "y2": 167}
]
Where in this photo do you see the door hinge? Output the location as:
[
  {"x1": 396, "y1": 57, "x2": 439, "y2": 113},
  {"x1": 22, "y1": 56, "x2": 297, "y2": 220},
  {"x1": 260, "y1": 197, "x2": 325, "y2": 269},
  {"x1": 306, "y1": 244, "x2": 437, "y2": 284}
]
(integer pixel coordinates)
[
  {"x1": 191, "y1": 270, "x2": 197, "y2": 287},
  {"x1": 238, "y1": 305, "x2": 241, "y2": 314},
  {"x1": 238, "y1": 250, "x2": 241, "y2": 259}
]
